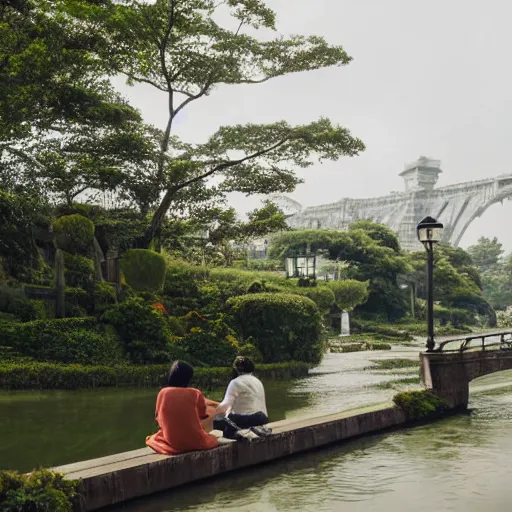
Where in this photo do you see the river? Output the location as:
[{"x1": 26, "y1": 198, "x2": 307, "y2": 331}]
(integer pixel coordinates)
[{"x1": 2, "y1": 346, "x2": 512, "y2": 511}]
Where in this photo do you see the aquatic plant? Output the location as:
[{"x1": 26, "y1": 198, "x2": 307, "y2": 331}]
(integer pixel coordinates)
[{"x1": 393, "y1": 390, "x2": 449, "y2": 420}]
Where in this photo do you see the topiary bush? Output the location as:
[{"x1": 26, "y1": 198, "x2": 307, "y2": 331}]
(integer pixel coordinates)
[
  {"x1": 103, "y1": 296, "x2": 172, "y2": 363},
  {"x1": 65, "y1": 287, "x2": 89, "y2": 317},
  {"x1": 295, "y1": 286, "x2": 335, "y2": 314},
  {"x1": 238, "y1": 341, "x2": 264, "y2": 363},
  {"x1": 227, "y1": 293, "x2": 323, "y2": 364},
  {"x1": 53, "y1": 214, "x2": 95, "y2": 255},
  {"x1": 63, "y1": 252, "x2": 94, "y2": 288},
  {"x1": 93, "y1": 281, "x2": 117, "y2": 314},
  {"x1": 121, "y1": 249, "x2": 166, "y2": 292},
  {"x1": 175, "y1": 330, "x2": 239, "y2": 367},
  {"x1": 0, "y1": 469, "x2": 79, "y2": 511},
  {"x1": 0, "y1": 287, "x2": 47, "y2": 322},
  {"x1": 393, "y1": 390, "x2": 450, "y2": 420}
]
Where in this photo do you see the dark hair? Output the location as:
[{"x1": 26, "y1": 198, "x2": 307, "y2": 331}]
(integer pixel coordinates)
[
  {"x1": 166, "y1": 360, "x2": 193, "y2": 388},
  {"x1": 233, "y1": 356, "x2": 255, "y2": 375}
]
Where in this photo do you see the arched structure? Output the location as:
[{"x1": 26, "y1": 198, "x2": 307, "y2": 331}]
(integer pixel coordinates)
[
  {"x1": 284, "y1": 157, "x2": 512, "y2": 251},
  {"x1": 421, "y1": 348, "x2": 512, "y2": 409}
]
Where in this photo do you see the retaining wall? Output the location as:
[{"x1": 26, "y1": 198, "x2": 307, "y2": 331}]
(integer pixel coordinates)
[{"x1": 54, "y1": 403, "x2": 410, "y2": 511}]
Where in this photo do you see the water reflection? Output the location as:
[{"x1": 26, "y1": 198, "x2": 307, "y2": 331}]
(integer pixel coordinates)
[
  {"x1": 0, "y1": 379, "x2": 310, "y2": 471},
  {"x1": 115, "y1": 392, "x2": 512, "y2": 512}
]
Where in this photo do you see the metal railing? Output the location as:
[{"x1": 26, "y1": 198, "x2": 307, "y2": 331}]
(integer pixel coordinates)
[{"x1": 436, "y1": 331, "x2": 512, "y2": 353}]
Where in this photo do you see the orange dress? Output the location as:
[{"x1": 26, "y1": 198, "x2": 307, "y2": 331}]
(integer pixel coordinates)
[{"x1": 146, "y1": 387, "x2": 219, "y2": 455}]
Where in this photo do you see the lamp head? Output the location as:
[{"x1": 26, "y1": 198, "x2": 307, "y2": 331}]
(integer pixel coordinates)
[{"x1": 417, "y1": 216, "x2": 444, "y2": 244}]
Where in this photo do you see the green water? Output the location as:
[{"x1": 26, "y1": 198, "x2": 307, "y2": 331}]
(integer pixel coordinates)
[
  {"x1": 0, "y1": 380, "x2": 307, "y2": 472},
  {"x1": 114, "y1": 390, "x2": 512, "y2": 512},
  {"x1": 3, "y1": 347, "x2": 512, "y2": 511}
]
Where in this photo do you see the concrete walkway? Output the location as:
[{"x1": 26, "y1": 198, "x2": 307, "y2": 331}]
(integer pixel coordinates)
[{"x1": 53, "y1": 403, "x2": 407, "y2": 512}]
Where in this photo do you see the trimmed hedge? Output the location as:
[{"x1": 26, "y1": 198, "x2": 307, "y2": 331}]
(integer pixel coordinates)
[
  {"x1": 121, "y1": 249, "x2": 166, "y2": 292},
  {"x1": 63, "y1": 252, "x2": 94, "y2": 288},
  {"x1": 0, "y1": 290, "x2": 46, "y2": 322},
  {"x1": 175, "y1": 330, "x2": 239, "y2": 367},
  {"x1": 0, "y1": 317, "x2": 126, "y2": 365},
  {"x1": 228, "y1": 293, "x2": 323, "y2": 364},
  {"x1": 93, "y1": 281, "x2": 117, "y2": 314},
  {"x1": 0, "y1": 361, "x2": 310, "y2": 390},
  {"x1": 294, "y1": 286, "x2": 335, "y2": 313}
]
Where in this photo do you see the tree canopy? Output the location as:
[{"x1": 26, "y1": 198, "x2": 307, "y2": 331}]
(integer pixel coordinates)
[
  {"x1": 1, "y1": 0, "x2": 365, "y2": 248},
  {"x1": 467, "y1": 236, "x2": 504, "y2": 273},
  {"x1": 268, "y1": 223, "x2": 410, "y2": 320}
]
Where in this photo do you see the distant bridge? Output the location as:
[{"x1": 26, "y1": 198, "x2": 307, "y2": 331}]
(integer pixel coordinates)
[
  {"x1": 276, "y1": 157, "x2": 512, "y2": 251},
  {"x1": 421, "y1": 331, "x2": 512, "y2": 408}
]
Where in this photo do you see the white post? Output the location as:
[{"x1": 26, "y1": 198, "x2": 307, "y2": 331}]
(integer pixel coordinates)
[{"x1": 340, "y1": 310, "x2": 350, "y2": 337}]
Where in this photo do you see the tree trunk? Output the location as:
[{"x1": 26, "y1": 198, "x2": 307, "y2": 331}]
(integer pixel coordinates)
[
  {"x1": 142, "y1": 189, "x2": 175, "y2": 250},
  {"x1": 55, "y1": 249, "x2": 66, "y2": 319}
]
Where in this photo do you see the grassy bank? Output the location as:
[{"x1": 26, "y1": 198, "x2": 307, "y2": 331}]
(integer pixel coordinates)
[
  {"x1": 0, "y1": 361, "x2": 310, "y2": 391},
  {"x1": 368, "y1": 359, "x2": 419, "y2": 370},
  {"x1": 329, "y1": 340, "x2": 392, "y2": 353}
]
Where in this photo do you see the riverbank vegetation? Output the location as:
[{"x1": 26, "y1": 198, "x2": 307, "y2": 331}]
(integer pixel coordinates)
[
  {"x1": 0, "y1": 469, "x2": 78, "y2": 512},
  {"x1": 0, "y1": 361, "x2": 310, "y2": 391},
  {"x1": 369, "y1": 359, "x2": 419, "y2": 370},
  {"x1": 393, "y1": 390, "x2": 450, "y2": 420},
  {"x1": 0, "y1": 0, "x2": 499, "y2": 394}
]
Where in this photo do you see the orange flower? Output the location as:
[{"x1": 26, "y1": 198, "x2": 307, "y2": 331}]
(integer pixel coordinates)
[{"x1": 152, "y1": 303, "x2": 168, "y2": 315}]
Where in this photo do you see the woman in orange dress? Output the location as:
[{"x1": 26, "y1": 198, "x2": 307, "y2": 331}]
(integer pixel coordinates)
[{"x1": 146, "y1": 361, "x2": 219, "y2": 455}]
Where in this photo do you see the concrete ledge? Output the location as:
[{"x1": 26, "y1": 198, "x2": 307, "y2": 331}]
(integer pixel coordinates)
[{"x1": 53, "y1": 403, "x2": 408, "y2": 511}]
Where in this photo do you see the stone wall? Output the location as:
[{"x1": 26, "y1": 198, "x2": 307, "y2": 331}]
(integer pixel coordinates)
[{"x1": 54, "y1": 404, "x2": 410, "y2": 511}]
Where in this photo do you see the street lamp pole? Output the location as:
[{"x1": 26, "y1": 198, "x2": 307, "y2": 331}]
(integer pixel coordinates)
[
  {"x1": 426, "y1": 241, "x2": 435, "y2": 351},
  {"x1": 416, "y1": 216, "x2": 444, "y2": 352}
]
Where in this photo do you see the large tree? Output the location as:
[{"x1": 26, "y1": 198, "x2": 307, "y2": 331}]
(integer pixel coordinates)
[
  {"x1": 0, "y1": 0, "x2": 144, "y2": 199},
  {"x1": 99, "y1": 0, "x2": 365, "y2": 247},
  {"x1": 268, "y1": 223, "x2": 410, "y2": 320},
  {"x1": 467, "y1": 236, "x2": 504, "y2": 273}
]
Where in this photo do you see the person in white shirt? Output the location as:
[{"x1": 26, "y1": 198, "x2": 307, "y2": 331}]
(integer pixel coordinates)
[{"x1": 214, "y1": 356, "x2": 268, "y2": 438}]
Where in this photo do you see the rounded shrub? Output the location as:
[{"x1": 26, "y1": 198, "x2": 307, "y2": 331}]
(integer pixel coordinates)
[
  {"x1": 227, "y1": 293, "x2": 323, "y2": 364},
  {"x1": 175, "y1": 330, "x2": 239, "y2": 367},
  {"x1": 393, "y1": 390, "x2": 449, "y2": 420},
  {"x1": 63, "y1": 252, "x2": 94, "y2": 288},
  {"x1": 93, "y1": 281, "x2": 117, "y2": 314},
  {"x1": 64, "y1": 287, "x2": 89, "y2": 317},
  {"x1": 121, "y1": 249, "x2": 166, "y2": 292},
  {"x1": 53, "y1": 214, "x2": 95, "y2": 254},
  {"x1": 103, "y1": 296, "x2": 171, "y2": 363},
  {"x1": 0, "y1": 292, "x2": 46, "y2": 322},
  {"x1": 295, "y1": 286, "x2": 335, "y2": 314},
  {"x1": 238, "y1": 342, "x2": 264, "y2": 363},
  {"x1": 0, "y1": 469, "x2": 79, "y2": 511}
]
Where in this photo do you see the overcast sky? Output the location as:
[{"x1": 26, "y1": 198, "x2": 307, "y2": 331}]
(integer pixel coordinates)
[{"x1": 116, "y1": 0, "x2": 512, "y2": 253}]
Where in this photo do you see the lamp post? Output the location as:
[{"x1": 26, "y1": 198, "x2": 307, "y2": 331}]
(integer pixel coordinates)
[{"x1": 417, "y1": 216, "x2": 444, "y2": 351}]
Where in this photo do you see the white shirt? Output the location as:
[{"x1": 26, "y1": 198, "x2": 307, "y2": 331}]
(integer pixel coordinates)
[{"x1": 216, "y1": 373, "x2": 267, "y2": 416}]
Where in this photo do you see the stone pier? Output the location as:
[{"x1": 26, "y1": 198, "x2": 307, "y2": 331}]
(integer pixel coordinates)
[
  {"x1": 53, "y1": 404, "x2": 411, "y2": 511},
  {"x1": 421, "y1": 348, "x2": 512, "y2": 408}
]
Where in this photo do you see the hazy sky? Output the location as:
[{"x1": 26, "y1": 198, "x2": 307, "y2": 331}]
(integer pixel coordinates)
[{"x1": 116, "y1": 0, "x2": 512, "y2": 252}]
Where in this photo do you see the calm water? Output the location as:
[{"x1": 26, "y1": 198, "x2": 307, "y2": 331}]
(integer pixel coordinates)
[
  {"x1": 0, "y1": 347, "x2": 419, "y2": 472},
  {"x1": 3, "y1": 347, "x2": 512, "y2": 511},
  {"x1": 114, "y1": 391, "x2": 512, "y2": 512}
]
